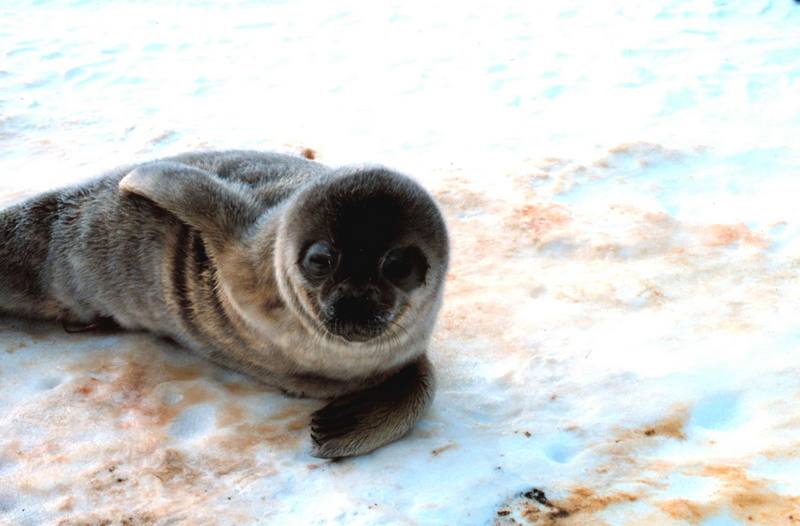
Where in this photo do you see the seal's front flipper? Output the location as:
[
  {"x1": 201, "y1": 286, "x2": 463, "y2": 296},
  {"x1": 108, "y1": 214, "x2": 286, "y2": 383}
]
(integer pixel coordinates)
[
  {"x1": 119, "y1": 161, "x2": 260, "y2": 250},
  {"x1": 310, "y1": 356, "x2": 435, "y2": 459}
]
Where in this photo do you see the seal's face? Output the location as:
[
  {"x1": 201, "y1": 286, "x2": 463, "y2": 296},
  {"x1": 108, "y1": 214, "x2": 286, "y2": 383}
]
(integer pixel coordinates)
[
  {"x1": 280, "y1": 168, "x2": 448, "y2": 346},
  {"x1": 298, "y1": 233, "x2": 429, "y2": 342}
]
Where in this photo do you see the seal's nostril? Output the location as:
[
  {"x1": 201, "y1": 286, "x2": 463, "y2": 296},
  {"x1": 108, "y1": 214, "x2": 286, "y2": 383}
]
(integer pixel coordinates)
[
  {"x1": 336, "y1": 282, "x2": 380, "y2": 302},
  {"x1": 363, "y1": 286, "x2": 380, "y2": 302}
]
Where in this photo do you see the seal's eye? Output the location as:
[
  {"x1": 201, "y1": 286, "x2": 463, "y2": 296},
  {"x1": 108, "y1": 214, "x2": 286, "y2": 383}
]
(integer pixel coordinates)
[
  {"x1": 382, "y1": 246, "x2": 428, "y2": 290},
  {"x1": 302, "y1": 241, "x2": 338, "y2": 277},
  {"x1": 382, "y1": 249, "x2": 413, "y2": 281}
]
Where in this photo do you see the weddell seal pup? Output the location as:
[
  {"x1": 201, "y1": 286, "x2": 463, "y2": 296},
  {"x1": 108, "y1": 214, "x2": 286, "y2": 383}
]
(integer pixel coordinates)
[{"x1": 0, "y1": 150, "x2": 449, "y2": 458}]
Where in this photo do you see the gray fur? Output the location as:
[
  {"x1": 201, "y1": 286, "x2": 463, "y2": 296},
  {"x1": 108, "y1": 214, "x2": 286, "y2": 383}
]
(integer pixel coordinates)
[{"x1": 0, "y1": 150, "x2": 449, "y2": 458}]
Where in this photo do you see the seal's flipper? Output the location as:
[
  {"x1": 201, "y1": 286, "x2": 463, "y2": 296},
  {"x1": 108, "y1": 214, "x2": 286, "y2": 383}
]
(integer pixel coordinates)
[
  {"x1": 119, "y1": 161, "x2": 260, "y2": 249},
  {"x1": 310, "y1": 356, "x2": 435, "y2": 458}
]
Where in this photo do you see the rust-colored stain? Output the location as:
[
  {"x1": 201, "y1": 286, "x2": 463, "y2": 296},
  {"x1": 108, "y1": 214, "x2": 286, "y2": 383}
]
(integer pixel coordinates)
[
  {"x1": 703, "y1": 223, "x2": 767, "y2": 248},
  {"x1": 150, "y1": 449, "x2": 200, "y2": 485},
  {"x1": 145, "y1": 383, "x2": 215, "y2": 427},
  {"x1": 500, "y1": 486, "x2": 640, "y2": 525},
  {"x1": 222, "y1": 379, "x2": 267, "y2": 396},
  {"x1": 300, "y1": 147, "x2": 316, "y2": 160},
  {"x1": 269, "y1": 405, "x2": 306, "y2": 421},
  {"x1": 434, "y1": 180, "x2": 490, "y2": 213},
  {"x1": 702, "y1": 464, "x2": 800, "y2": 524},
  {"x1": 216, "y1": 401, "x2": 246, "y2": 428},
  {"x1": 557, "y1": 486, "x2": 639, "y2": 518},
  {"x1": 657, "y1": 498, "x2": 712, "y2": 522},
  {"x1": 111, "y1": 360, "x2": 149, "y2": 406},
  {"x1": 502, "y1": 461, "x2": 800, "y2": 525},
  {"x1": 216, "y1": 422, "x2": 298, "y2": 451},
  {"x1": 57, "y1": 495, "x2": 75, "y2": 512},
  {"x1": 512, "y1": 203, "x2": 571, "y2": 242},
  {"x1": 656, "y1": 465, "x2": 800, "y2": 524},
  {"x1": 74, "y1": 377, "x2": 100, "y2": 396},
  {"x1": 285, "y1": 417, "x2": 307, "y2": 432},
  {"x1": 161, "y1": 362, "x2": 204, "y2": 382},
  {"x1": 640, "y1": 410, "x2": 688, "y2": 441}
]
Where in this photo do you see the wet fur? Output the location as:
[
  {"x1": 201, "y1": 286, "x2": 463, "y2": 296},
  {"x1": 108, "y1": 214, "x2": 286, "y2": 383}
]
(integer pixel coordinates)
[{"x1": 0, "y1": 150, "x2": 449, "y2": 458}]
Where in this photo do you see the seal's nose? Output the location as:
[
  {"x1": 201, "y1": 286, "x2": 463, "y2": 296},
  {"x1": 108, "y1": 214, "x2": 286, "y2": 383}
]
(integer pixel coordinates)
[{"x1": 334, "y1": 281, "x2": 380, "y2": 303}]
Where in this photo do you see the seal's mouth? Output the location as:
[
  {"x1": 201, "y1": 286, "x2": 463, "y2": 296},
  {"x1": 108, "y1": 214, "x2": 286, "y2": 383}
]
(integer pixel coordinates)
[
  {"x1": 324, "y1": 319, "x2": 388, "y2": 342},
  {"x1": 322, "y1": 296, "x2": 389, "y2": 342}
]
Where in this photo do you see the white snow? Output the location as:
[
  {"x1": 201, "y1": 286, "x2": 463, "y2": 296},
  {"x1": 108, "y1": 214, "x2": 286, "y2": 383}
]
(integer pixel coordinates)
[{"x1": 1, "y1": 0, "x2": 800, "y2": 524}]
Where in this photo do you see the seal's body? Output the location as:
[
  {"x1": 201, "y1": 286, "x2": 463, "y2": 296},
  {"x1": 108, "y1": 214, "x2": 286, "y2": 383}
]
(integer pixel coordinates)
[{"x1": 0, "y1": 151, "x2": 449, "y2": 458}]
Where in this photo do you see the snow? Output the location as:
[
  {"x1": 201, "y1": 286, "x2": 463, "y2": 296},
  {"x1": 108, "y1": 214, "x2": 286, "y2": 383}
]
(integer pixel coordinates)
[{"x1": 2, "y1": 0, "x2": 800, "y2": 524}]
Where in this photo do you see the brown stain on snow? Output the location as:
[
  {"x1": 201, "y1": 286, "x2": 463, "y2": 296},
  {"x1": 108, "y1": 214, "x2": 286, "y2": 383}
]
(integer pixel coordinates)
[
  {"x1": 216, "y1": 401, "x2": 246, "y2": 427},
  {"x1": 502, "y1": 486, "x2": 641, "y2": 525},
  {"x1": 640, "y1": 410, "x2": 688, "y2": 441},
  {"x1": 269, "y1": 405, "x2": 306, "y2": 421},
  {"x1": 656, "y1": 464, "x2": 800, "y2": 525},
  {"x1": 553, "y1": 486, "x2": 640, "y2": 522},
  {"x1": 150, "y1": 448, "x2": 200, "y2": 485},
  {"x1": 222, "y1": 379, "x2": 268, "y2": 396},
  {"x1": 435, "y1": 187, "x2": 490, "y2": 214},
  {"x1": 702, "y1": 223, "x2": 768, "y2": 248},
  {"x1": 511, "y1": 203, "x2": 571, "y2": 242},
  {"x1": 58, "y1": 495, "x2": 76, "y2": 512},
  {"x1": 658, "y1": 499, "x2": 715, "y2": 523},
  {"x1": 703, "y1": 464, "x2": 800, "y2": 524},
  {"x1": 161, "y1": 362, "x2": 205, "y2": 382},
  {"x1": 216, "y1": 422, "x2": 300, "y2": 451}
]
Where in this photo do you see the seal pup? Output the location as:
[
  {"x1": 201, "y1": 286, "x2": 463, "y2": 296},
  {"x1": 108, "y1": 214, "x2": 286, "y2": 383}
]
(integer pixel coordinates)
[{"x1": 0, "y1": 150, "x2": 449, "y2": 458}]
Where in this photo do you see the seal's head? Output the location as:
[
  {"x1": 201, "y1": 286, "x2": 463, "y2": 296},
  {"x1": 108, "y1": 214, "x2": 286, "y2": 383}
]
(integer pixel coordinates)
[{"x1": 277, "y1": 167, "x2": 449, "y2": 345}]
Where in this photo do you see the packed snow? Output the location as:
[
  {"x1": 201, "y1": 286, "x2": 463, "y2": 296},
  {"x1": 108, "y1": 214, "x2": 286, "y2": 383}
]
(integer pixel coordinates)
[{"x1": 1, "y1": 0, "x2": 799, "y2": 524}]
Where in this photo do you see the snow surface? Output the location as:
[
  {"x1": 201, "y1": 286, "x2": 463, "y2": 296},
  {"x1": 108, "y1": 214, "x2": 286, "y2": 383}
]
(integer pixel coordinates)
[{"x1": 1, "y1": 0, "x2": 800, "y2": 524}]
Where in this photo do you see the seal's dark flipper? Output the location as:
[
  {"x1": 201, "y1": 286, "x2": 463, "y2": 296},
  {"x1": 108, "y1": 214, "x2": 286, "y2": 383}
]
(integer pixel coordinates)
[
  {"x1": 62, "y1": 316, "x2": 122, "y2": 334},
  {"x1": 310, "y1": 356, "x2": 435, "y2": 459}
]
